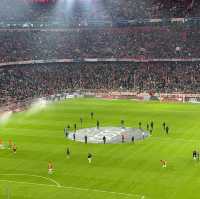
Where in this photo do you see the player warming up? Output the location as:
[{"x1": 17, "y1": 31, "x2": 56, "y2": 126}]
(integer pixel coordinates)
[
  {"x1": 121, "y1": 134, "x2": 125, "y2": 143},
  {"x1": 73, "y1": 133, "x2": 76, "y2": 141},
  {"x1": 64, "y1": 127, "x2": 68, "y2": 138},
  {"x1": 162, "y1": 122, "x2": 166, "y2": 130},
  {"x1": 48, "y1": 161, "x2": 53, "y2": 174},
  {"x1": 103, "y1": 136, "x2": 106, "y2": 144},
  {"x1": 66, "y1": 147, "x2": 70, "y2": 158},
  {"x1": 150, "y1": 121, "x2": 154, "y2": 130},
  {"x1": 147, "y1": 123, "x2": 149, "y2": 131},
  {"x1": 80, "y1": 117, "x2": 83, "y2": 127},
  {"x1": 165, "y1": 126, "x2": 169, "y2": 134},
  {"x1": 139, "y1": 122, "x2": 142, "y2": 129},
  {"x1": 12, "y1": 144, "x2": 17, "y2": 154},
  {"x1": 8, "y1": 139, "x2": 13, "y2": 149},
  {"x1": 97, "y1": 120, "x2": 100, "y2": 129},
  {"x1": 160, "y1": 160, "x2": 167, "y2": 168},
  {"x1": 84, "y1": 135, "x2": 88, "y2": 144},
  {"x1": 0, "y1": 138, "x2": 4, "y2": 149},
  {"x1": 131, "y1": 135, "x2": 135, "y2": 143},
  {"x1": 90, "y1": 112, "x2": 94, "y2": 119},
  {"x1": 193, "y1": 150, "x2": 197, "y2": 160},
  {"x1": 88, "y1": 153, "x2": 92, "y2": 164},
  {"x1": 121, "y1": 120, "x2": 125, "y2": 128},
  {"x1": 74, "y1": 123, "x2": 77, "y2": 132}
]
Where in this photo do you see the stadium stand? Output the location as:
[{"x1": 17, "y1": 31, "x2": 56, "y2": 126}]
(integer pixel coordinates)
[
  {"x1": 0, "y1": 27, "x2": 199, "y2": 62},
  {"x1": 0, "y1": 0, "x2": 199, "y2": 23},
  {"x1": 1, "y1": 62, "x2": 200, "y2": 106},
  {"x1": 0, "y1": 0, "x2": 200, "y2": 107}
]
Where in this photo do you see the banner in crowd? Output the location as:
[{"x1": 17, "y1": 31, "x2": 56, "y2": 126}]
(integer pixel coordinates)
[{"x1": 1, "y1": 16, "x2": 198, "y2": 29}]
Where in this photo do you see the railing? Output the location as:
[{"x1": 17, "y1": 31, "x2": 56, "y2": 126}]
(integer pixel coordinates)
[
  {"x1": 0, "y1": 16, "x2": 200, "y2": 29},
  {"x1": 1, "y1": 58, "x2": 200, "y2": 68},
  {"x1": 2, "y1": 90, "x2": 200, "y2": 114},
  {"x1": 0, "y1": 91, "x2": 84, "y2": 113}
]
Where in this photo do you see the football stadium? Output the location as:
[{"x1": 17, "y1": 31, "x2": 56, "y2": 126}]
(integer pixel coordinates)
[{"x1": 0, "y1": 0, "x2": 200, "y2": 199}]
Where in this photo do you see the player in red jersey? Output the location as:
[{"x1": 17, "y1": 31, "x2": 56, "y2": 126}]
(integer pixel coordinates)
[
  {"x1": 160, "y1": 160, "x2": 167, "y2": 168},
  {"x1": 48, "y1": 161, "x2": 53, "y2": 174},
  {"x1": 0, "y1": 138, "x2": 5, "y2": 149},
  {"x1": 0, "y1": 138, "x2": 3, "y2": 147}
]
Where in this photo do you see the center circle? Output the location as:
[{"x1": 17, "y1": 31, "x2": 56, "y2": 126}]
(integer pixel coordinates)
[{"x1": 68, "y1": 127, "x2": 149, "y2": 144}]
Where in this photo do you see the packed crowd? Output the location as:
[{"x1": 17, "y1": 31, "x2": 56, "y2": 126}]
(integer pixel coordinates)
[
  {"x1": 0, "y1": 0, "x2": 198, "y2": 25},
  {"x1": 0, "y1": 27, "x2": 199, "y2": 62},
  {"x1": 1, "y1": 62, "x2": 200, "y2": 106},
  {"x1": 0, "y1": 0, "x2": 199, "y2": 107}
]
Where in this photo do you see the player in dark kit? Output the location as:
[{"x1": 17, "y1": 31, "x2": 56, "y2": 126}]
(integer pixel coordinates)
[
  {"x1": 66, "y1": 147, "x2": 70, "y2": 158},
  {"x1": 88, "y1": 153, "x2": 92, "y2": 164},
  {"x1": 193, "y1": 150, "x2": 197, "y2": 160},
  {"x1": 84, "y1": 135, "x2": 88, "y2": 144},
  {"x1": 147, "y1": 123, "x2": 149, "y2": 131},
  {"x1": 162, "y1": 122, "x2": 166, "y2": 130},
  {"x1": 150, "y1": 121, "x2": 154, "y2": 129},
  {"x1": 73, "y1": 133, "x2": 76, "y2": 141},
  {"x1": 165, "y1": 126, "x2": 169, "y2": 134},
  {"x1": 64, "y1": 127, "x2": 68, "y2": 137},
  {"x1": 139, "y1": 122, "x2": 142, "y2": 129},
  {"x1": 121, "y1": 120, "x2": 125, "y2": 128},
  {"x1": 91, "y1": 112, "x2": 94, "y2": 119},
  {"x1": 122, "y1": 134, "x2": 125, "y2": 143},
  {"x1": 142, "y1": 132, "x2": 145, "y2": 139},
  {"x1": 103, "y1": 136, "x2": 106, "y2": 144},
  {"x1": 80, "y1": 117, "x2": 83, "y2": 127},
  {"x1": 97, "y1": 120, "x2": 100, "y2": 129},
  {"x1": 131, "y1": 135, "x2": 134, "y2": 143},
  {"x1": 67, "y1": 125, "x2": 70, "y2": 130}
]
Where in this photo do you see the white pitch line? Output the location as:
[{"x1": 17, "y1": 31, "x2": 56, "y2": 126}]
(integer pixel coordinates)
[
  {"x1": 0, "y1": 173, "x2": 61, "y2": 187},
  {"x1": 61, "y1": 185, "x2": 135, "y2": 197},
  {"x1": 0, "y1": 178, "x2": 142, "y2": 198}
]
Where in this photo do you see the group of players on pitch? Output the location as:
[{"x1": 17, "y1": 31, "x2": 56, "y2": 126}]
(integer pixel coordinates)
[
  {"x1": 47, "y1": 145, "x2": 167, "y2": 175},
  {"x1": 48, "y1": 148, "x2": 92, "y2": 174},
  {"x1": 193, "y1": 150, "x2": 200, "y2": 161},
  {"x1": 0, "y1": 138, "x2": 17, "y2": 153},
  {"x1": 1, "y1": 112, "x2": 172, "y2": 175},
  {"x1": 65, "y1": 114, "x2": 170, "y2": 143},
  {"x1": 59, "y1": 112, "x2": 172, "y2": 174},
  {"x1": 66, "y1": 110, "x2": 169, "y2": 133},
  {"x1": 71, "y1": 133, "x2": 133, "y2": 144}
]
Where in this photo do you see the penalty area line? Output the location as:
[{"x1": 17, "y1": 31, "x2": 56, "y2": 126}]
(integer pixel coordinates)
[
  {"x1": 0, "y1": 173, "x2": 61, "y2": 187},
  {"x1": 0, "y1": 179, "x2": 142, "y2": 198}
]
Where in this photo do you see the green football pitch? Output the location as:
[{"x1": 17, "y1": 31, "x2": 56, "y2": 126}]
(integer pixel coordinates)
[{"x1": 0, "y1": 98, "x2": 200, "y2": 199}]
